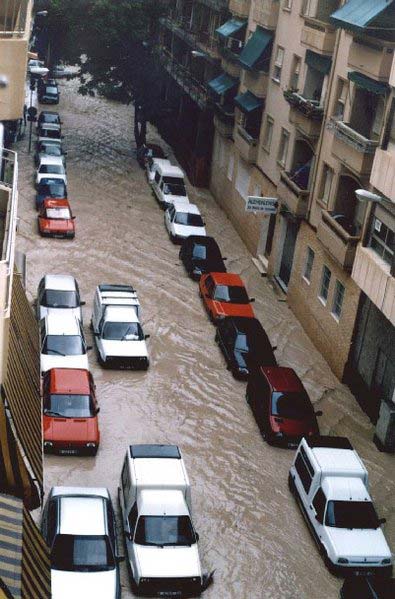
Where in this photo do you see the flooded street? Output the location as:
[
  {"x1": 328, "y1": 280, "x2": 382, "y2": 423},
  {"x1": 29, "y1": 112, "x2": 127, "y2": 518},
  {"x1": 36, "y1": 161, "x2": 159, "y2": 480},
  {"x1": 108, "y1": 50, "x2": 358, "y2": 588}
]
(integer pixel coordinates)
[{"x1": 15, "y1": 79, "x2": 394, "y2": 598}]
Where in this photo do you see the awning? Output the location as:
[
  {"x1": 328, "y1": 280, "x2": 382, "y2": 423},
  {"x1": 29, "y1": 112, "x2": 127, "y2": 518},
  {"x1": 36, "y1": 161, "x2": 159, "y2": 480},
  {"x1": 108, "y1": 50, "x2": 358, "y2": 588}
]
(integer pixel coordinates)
[
  {"x1": 27, "y1": 52, "x2": 38, "y2": 60},
  {"x1": 238, "y1": 26, "x2": 273, "y2": 71},
  {"x1": 234, "y1": 90, "x2": 263, "y2": 113},
  {"x1": 348, "y1": 71, "x2": 389, "y2": 95},
  {"x1": 330, "y1": 0, "x2": 395, "y2": 35},
  {"x1": 305, "y1": 50, "x2": 332, "y2": 75},
  {"x1": 208, "y1": 72, "x2": 238, "y2": 96},
  {"x1": 0, "y1": 494, "x2": 51, "y2": 599},
  {"x1": 216, "y1": 18, "x2": 246, "y2": 39}
]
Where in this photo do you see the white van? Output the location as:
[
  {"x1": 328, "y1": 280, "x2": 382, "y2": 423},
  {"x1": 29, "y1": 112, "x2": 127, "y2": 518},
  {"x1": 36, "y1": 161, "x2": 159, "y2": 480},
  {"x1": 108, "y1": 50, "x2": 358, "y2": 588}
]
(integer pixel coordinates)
[
  {"x1": 146, "y1": 157, "x2": 171, "y2": 185},
  {"x1": 151, "y1": 162, "x2": 189, "y2": 208}
]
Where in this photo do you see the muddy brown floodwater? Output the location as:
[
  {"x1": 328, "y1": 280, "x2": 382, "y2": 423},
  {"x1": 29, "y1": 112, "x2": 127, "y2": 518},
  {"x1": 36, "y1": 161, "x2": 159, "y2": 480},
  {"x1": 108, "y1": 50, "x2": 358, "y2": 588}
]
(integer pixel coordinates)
[{"x1": 15, "y1": 79, "x2": 394, "y2": 599}]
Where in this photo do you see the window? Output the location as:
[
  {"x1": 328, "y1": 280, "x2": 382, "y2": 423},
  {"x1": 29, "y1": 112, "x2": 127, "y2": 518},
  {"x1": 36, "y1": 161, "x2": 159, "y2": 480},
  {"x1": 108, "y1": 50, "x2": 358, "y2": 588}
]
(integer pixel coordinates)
[
  {"x1": 289, "y1": 55, "x2": 301, "y2": 90},
  {"x1": 154, "y1": 171, "x2": 160, "y2": 184},
  {"x1": 277, "y1": 128, "x2": 289, "y2": 166},
  {"x1": 319, "y1": 265, "x2": 331, "y2": 304},
  {"x1": 333, "y1": 78, "x2": 348, "y2": 119},
  {"x1": 295, "y1": 453, "x2": 313, "y2": 494},
  {"x1": 47, "y1": 500, "x2": 58, "y2": 547},
  {"x1": 301, "y1": 0, "x2": 311, "y2": 16},
  {"x1": 319, "y1": 164, "x2": 334, "y2": 206},
  {"x1": 273, "y1": 46, "x2": 284, "y2": 82},
  {"x1": 332, "y1": 280, "x2": 345, "y2": 320},
  {"x1": 312, "y1": 488, "x2": 327, "y2": 524},
  {"x1": 262, "y1": 116, "x2": 274, "y2": 151},
  {"x1": 369, "y1": 207, "x2": 395, "y2": 266},
  {"x1": 283, "y1": 0, "x2": 292, "y2": 9},
  {"x1": 303, "y1": 247, "x2": 314, "y2": 283}
]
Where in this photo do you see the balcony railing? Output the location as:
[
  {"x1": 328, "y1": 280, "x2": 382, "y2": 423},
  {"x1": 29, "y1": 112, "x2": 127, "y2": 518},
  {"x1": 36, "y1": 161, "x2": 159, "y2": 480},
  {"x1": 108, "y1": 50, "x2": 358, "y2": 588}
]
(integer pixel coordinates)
[
  {"x1": 317, "y1": 210, "x2": 360, "y2": 271},
  {"x1": 158, "y1": 48, "x2": 208, "y2": 109},
  {"x1": 301, "y1": 16, "x2": 336, "y2": 54},
  {"x1": 278, "y1": 170, "x2": 310, "y2": 218},
  {"x1": 0, "y1": 0, "x2": 29, "y2": 38},
  {"x1": 235, "y1": 126, "x2": 258, "y2": 163},
  {"x1": 330, "y1": 119, "x2": 379, "y2": 175},
  {"x1": 0, "y1": 149, "x2": 18, "y2": 317},
  {"x1": 331, "y1": 119, "x2": 378, "y2": 154},
  {"x1": 284, "y1": 90, "x2": 324, "y2": 121},
  {"x1": 160, "y1": 15, "x2": 220, "y2": 60}
]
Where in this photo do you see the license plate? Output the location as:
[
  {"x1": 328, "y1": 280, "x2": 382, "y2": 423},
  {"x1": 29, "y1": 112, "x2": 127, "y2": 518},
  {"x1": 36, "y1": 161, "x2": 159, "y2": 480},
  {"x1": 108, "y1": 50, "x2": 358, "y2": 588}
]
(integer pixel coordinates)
[{"x1": 59, "y1": 449, "x2": 78, "y2": 455}]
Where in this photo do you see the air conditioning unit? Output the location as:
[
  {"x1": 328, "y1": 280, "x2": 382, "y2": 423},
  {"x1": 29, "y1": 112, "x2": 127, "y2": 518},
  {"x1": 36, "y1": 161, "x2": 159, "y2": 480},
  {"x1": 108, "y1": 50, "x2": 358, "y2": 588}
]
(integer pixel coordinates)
[{"x1": 374, "y1": 397, "x2": 395, "y2": 452}]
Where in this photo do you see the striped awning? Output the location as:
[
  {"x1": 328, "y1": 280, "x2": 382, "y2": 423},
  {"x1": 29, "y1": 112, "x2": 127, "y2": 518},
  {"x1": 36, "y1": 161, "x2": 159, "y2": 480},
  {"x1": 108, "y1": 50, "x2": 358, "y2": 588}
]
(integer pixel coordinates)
[{"x1": 0, "y1": 494, "x2": 50, "y2": 599}]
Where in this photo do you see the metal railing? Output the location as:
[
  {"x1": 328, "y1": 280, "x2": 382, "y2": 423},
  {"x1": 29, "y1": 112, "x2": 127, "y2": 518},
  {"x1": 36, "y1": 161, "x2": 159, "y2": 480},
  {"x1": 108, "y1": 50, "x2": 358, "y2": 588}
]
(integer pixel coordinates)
[
  {"x1": 160, "y1": 14, "x2": 219, "y2": 57},
  {"x1": 0, "y1": 149, "x2": 18, "y2": 316},
  {"x1": 331, "y1": 119, "x2": 379, "y2": 154},
  {"x1": 158, "y1": 48, "x2": 209, "y2": 109},
  {"x1": 0, "y1": 0, "x2": 29, "y2": 38}
]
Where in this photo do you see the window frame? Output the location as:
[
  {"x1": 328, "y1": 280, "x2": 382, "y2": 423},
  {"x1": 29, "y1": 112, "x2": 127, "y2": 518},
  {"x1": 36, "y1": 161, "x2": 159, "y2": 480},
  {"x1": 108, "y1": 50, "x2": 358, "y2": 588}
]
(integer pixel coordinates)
[
  {"x1": 319, "y1": 163, "x2": 334, "y2": 206},
  {"x1": 333, "y1": 78, "x2": 348, "y2": 120},
  {"x1": 312, "y1": 487, "x2": 327, "y2": 524},
  {"x1": 318, "y1": 265, "x2": 331, "y2": 305},
  {"x1": 303, "y1": 246, "x2": 315, "y2": 284},
  {"x1": 289, "y1": 55, "x2": 301, "y2": 91},
  {"x1": 273, "y1": 46, "x2": 284, "y2": 83},
  {"x1": 262, "y1": 115, "x2": 274, "y2": 152},
  {"x1": 277, "y1": 127, "x2": 290, "y2": 167},
  {"x1": 331, "y1": 280, "x2": 345, "y2": 321}
]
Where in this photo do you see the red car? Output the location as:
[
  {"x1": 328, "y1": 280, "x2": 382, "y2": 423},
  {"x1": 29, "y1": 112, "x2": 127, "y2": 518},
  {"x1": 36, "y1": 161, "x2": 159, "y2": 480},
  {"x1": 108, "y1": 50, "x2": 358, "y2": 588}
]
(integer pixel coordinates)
[
  {"x1": 43, "y1": 368, "x2": 100, "y2": 455},
  {"x1": 246, "y1": 366, "x2": 321, "y2": 447},
  {"x1": 38, "y1": 198, "x2": 75, "y2": 238},
  {"x1": 199, "y1": 272, "x2": 255, "y2": 323}
]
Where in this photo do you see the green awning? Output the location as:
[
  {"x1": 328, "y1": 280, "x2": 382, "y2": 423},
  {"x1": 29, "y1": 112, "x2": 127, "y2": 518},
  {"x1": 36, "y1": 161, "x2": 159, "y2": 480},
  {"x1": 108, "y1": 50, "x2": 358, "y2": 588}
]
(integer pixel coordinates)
[
  {"x1": 238, "y1": 26, "x2": 273, "y2": 71},
  {"x1": 305, "y1": 50, "x2": 332, "y2": 75},
  {"x1": 348, "y1": 71, "x2": 389, "y2": 95},
  {"x1": 234, "y1": 90, "x2": 263, "y2": 113},
  {"x1": 208, "y1": 72, "x2": 238, "y2": 97},
  {"x1": 330, "y1": 0, "x2": 395, "y2": 35},
  {"x1": 216, "y1": 18, "x2": 246, "y2": 39}
]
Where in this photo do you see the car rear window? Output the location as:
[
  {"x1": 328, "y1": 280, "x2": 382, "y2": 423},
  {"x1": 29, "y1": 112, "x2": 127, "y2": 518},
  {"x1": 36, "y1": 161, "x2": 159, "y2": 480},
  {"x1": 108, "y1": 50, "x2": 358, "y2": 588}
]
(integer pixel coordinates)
[
  {"x1": 39, "y1": 165, "x2": 63, "y2": 174},
  {"x1": 271, "y1": 391, "x2": 313, "y2": 419},
  {"x1": 174, "y1": 213, "x2": 204, "y2": 227},
  {"x1": 51, "y1": 534, "x2": 114, "y2": 571},
  {"x1": 214, "y1": 285, "x2": 249, "y2": 304}
]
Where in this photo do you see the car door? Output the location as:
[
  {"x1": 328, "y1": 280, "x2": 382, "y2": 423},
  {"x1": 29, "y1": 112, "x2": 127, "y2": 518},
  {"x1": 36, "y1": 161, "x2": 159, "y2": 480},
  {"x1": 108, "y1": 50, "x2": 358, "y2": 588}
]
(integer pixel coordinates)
[
  {"x1": 165, "y1": 205, "x2": 174, "y2": 234},
  {"x1": 42, "y1": 497, "x2": 58, "y2": 551},
  {"x1": 204, "y1": 276, "x2": 215, "y2": 315},
  {"x1": 127, "y1": 502, "x2": 139, "y2": 578},
  {"x1": 37, "y1": 278, "x2": 45, "y2": 319},
  {"x1": 255, "y1": 372, "x2": 271, "y2": 433},
  {"x1": 310, "y1": 487, "x2": 327, "y2": 549}
]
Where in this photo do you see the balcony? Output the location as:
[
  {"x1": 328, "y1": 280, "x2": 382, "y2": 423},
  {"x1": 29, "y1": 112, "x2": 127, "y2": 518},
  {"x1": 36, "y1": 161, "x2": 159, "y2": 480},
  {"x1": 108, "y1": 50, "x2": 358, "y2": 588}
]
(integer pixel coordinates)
[
  {"x1": 370, "y1": 148, "x2": 395, "y2": 199},
  {"x1": 331, "y1": 120, "x2": 379, "y2": 176},
  {"x1": 198, "y1": 0, "x2": 228, "y2": 11},
  {"x1": 235, "y1": 126, "x2": 258, "y2": 163},
  {"x1": 352, "y1": 245, "x2": 395, "y2": 326},
  {"x1": 229, "y1": 0, "x2": 250, "y2": 18},
  {"x1": 277, "y1": 171, "x2": 310, "y2": 218},
  {"x1": 158, "y1": 49, "x2": 208, "y2": 109},
  {"x1": 243, "y1": 70, "x2": 268, "y2": 99},
  {"x1": 253, "y1": 0, "x2": 279, "y2": 30},
  {"x1": 348, "y1": 40, "x2": 394, "y2": 82},
  {"x1": 301, "y1": 17, "x2": 336, "y2": 55},
  {"x1": 284, "y1": 91, "x2": 323, "y2": 138},
  {"x1": 317, "y1": 210, "x2": 360, "y2": 271},
  {"x1": 214, "y1": 112, "x2": 234, "y2": 138},
  {"x1": 160, "y1": 16, "x2": 220, "y2": 62}
]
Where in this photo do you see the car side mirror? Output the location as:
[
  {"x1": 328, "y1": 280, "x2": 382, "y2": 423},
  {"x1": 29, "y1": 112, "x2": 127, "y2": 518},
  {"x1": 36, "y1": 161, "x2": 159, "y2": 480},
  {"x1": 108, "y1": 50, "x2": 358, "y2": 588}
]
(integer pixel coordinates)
[
  {"x1": 63, "y1": 151, "x2": 68, "y2": 155},
  {"x1": 222, "y1": 257, "x2": 228, "y2": 260},
  {"x1": 145, "y1": 334, "x2": 150, "y2": 339},
  {"x1": 86, "y1": 345, "x2": 93, "y2": 351},
  {"x1": 80, "y1": 301, "x2": 86, "y2": 306},
  {"x1": 72, "y1": 216, "x2": 76, "y2": 220},
  {"x1": 95, "y1": 407, "x2": 100, "y2": 414},
  {"x1": 249, "y1": 297, "x2": 255, "y2": 303},
  {"x1": 378, "y1": 517, "x2": 386, "y2": 525},
  {"x1": 315, "y1": 410, "x2": 323, "y2": 417}
]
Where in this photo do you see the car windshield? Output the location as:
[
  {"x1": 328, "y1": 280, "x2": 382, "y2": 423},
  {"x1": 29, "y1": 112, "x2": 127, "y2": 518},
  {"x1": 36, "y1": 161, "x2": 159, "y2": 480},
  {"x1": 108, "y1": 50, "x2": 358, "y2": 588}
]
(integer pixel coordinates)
[
  {"x1": 102, "y1": 322, "x2": 143, "y2": 341},
  {"x1": 45, "y1": 394, "x2": 93, "y2": 417},
  {"x1": 39, "y1": 182, "x2": 66, "y2": 197},
  {"x1": 192, "y1": 244, "x2": 207, "y2": 260},
  {"x1": 325, "y1": 501, "x2": 380, "y2": 529},
  {"x1": 39, "y1": 165, "x2": 63, "y2": 174},
  {"x1": 51, "y1": 534, "x2": 115, "y2": 572},
  {"x1": 214, "y1": 285, "x2": 249, "y2": 303},
  {"x1": 45, "y1": 87, "x2": 58, "y2": 94},
  {"x1": 271, "y1": 391, "x2": 313, "y2": 419},
  {"x1": 42, "y1": 290, "x2": 78, "y2": 308},
  {"x1": 45, "y1": 208, "x2": 71, "y2": 219},
  {"x1": 235, "y1": 333, "x2": 249, "y2": 352},
  {"x1": 41, "y1": 129, "x2": 61, "y2": 139},
  {"x1": 134, "y1": 516, "x2": 196, "y2": 547},
  {"x1": 43, "y1": 335, "x2": 84, "y2": 356},
  {"x1": 163, "y1": 177, "x2": 186, "y2": 196},
  {"x1": 175, "y1": 212, "x2": 204, "y2": 227},
  {"x1": 40, "y1": 114, "x2": 59, "y2": 124},
  {"x1": 40, "y1": 145, "x2": 61, "y2": 156}
]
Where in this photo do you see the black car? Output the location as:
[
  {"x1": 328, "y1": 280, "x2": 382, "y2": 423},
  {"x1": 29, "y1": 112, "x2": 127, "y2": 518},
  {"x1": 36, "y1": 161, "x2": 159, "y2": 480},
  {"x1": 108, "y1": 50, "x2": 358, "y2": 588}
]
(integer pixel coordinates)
[
  {"x1": 340, "y1": 576, "x2": 395, "y2": 599},
  {"x1": 36, "y1": 178, "x2": 67, "y2": 210},
  {"x1": 34, "y1": 141, "x2": 66, "y2": 166},
  {"x1": 136, "y1": 143, "x2": 167, "y2": 168},
  {"x1": 215, "y1": 317, "x2": 277, "y2": 379},
  {"x1": 37, "y1": 110, "x2": 62, "y2": 128},
  {"x1": 39, "y1": 84, "x2": 60, "y2": 104},
  {"x1": 179, "y1": 235, "x2": 227, "y2": 280}
]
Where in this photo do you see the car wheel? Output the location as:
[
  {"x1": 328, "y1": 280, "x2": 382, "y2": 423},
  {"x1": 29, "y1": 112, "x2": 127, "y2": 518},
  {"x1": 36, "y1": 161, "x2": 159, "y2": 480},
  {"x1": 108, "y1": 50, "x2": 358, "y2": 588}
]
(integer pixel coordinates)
[
  {"x1": 288, "y1": 473, "x2": 296, "y2": 495},
  {"x1": 98, "y1": 353, "x2": 105, "y2": 367}
]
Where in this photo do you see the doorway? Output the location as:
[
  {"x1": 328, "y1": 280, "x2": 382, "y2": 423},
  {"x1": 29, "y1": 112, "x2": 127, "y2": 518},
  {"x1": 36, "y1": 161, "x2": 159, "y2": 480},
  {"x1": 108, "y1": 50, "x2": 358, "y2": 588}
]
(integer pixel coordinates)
[{"x1": 278, "y1": 218, "x2": 298, "y2": 290}]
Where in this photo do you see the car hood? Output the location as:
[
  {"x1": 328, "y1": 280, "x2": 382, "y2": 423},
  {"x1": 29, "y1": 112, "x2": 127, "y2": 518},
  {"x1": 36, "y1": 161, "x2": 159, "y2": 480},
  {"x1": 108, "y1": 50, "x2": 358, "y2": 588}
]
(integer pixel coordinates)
[
  {"x1": 51, "y1": 568, "x2": 117, "y2": 599},
  {"x1": 213, "y1": 300, "x2": 255, "y2": 318},
  {"x1": 134, "y1": 544, "x2": 202, "y2": 579},
  {"x1": 173, "y1": 224, "x2": 206, "y2": 239},
  {"x1": 39, "y1": 306, "x2": 82, "y2": 321},
  {"x1": 44, "y1": 415, "x2": 98, "y2": 443},
  {"x1": 164, "y1": 195, "x2": 189, "y2": 205},
  {"x1": 40, "y1": 353, "x2": 89, "y2": 374},
  {"x1": 100, "y1": 339, "x2": 148, "y2": 358},
  {"x1": 327, "y1": 527, "x2": 392, "y2": 560}
]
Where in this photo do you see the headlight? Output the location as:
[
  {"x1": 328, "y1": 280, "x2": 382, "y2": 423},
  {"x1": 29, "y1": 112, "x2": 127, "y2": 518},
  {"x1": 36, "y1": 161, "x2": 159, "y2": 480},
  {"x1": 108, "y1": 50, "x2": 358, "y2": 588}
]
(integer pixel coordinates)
[
  {"x1": 44, "y1": 441, "x2": 53, "y2": 449},
  {"x1": 238, "y1": 367, "x2": 249, "y2": 374},
  {"x1": 139, "y1": 578, "x2": 149, "y2": 583},
  {"x1": 381, "y1": 558, "x2": 391, "y2": 564},
  {"x1": 86, "y1": 443, "x2": 96, "y2": 448},
  {"x1": 216, "y1": 314, "x2": 226, "y2": 319},
  {"x1": 337, "y1": 558, "x2": 349, "y2": 564},
  {"x1": 274, "y1": 432, "x2": 283, "y2": 438}
]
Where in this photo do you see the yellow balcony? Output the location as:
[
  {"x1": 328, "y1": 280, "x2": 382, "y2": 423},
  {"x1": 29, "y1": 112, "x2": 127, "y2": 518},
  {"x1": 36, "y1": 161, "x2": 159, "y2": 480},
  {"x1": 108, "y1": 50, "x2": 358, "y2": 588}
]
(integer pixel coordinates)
[
  {"x1": 277, "y1": 171, "x2": 309, "y2": 218},
  {"x1": 243, "y1": 70, "x2": 268, "y2": 99},
  {"x1": 301, "y1": 17, "x2": 336, "y2": 55},
  {"x1": 348, "y1": 40, "x2": 393, "y2": 82},
  {"x1": 317, "y1": 210, "x2": 360, "y2": 271},
  {"x1": 331, "y1": 120, "x2": 378, "y2": 176},
  {"x1": 235, "y1": 126, "x2": 258, "y2": 163}
]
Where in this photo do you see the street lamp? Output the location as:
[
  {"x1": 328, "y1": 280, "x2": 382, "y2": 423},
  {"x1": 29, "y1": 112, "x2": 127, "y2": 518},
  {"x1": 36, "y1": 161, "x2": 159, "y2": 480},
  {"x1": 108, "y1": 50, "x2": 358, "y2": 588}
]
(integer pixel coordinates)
[
  {"x1": 355, "y1": 189, "x2": 383, "y2": 203},
  {"x1": 191, "y1": 50, "x2": 206, "y2": 58}
]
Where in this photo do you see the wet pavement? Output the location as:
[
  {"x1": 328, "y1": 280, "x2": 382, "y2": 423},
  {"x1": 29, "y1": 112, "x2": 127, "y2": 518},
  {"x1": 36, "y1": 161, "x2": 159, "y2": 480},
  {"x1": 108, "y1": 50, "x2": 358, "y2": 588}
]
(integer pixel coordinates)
[{"x1": 15, "y1": 79, "x2": 394, "y2": 598}]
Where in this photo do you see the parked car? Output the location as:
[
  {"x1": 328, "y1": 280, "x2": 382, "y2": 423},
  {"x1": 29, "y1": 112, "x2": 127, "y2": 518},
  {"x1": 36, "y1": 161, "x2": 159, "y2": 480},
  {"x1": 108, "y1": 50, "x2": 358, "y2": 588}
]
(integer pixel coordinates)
[
  {"x1": 151, "y1": 161, "x2": 189, "y2": 208},
  {"x1": 41, "y1": 487, "x2": 121, "y2": 598},
  {"x1": 28, "y1": 59, "x2": 49, "y2": 77},
  {"x1": 215, "y1": 317, "x2": 277, "y2": 379},
  {"x1": 36, "y1": 178, "x2": 67, "y2": 210},
  {"x1": 38, "y1": 198, "x2": 75, "y2": 239},
  {"x1": 37, "y1": 110, "x2": 62, "y2": 128},
  {"x1": 246, "y1": 366, "x2": 321, "y2": 445},
  {"x1": 179, "y1": 236, "x2": 227, "y2": 281},
  {"x1": 35, "y1": 140, "x2": 66, "y2": 167},
  {"x1": 340, "y1": 576, "x2": 395, "y2": 598},
  {"x1": 146, "y1": 157, "x2": 171, "y2": 185},
  {"x1": 38, "y1": 77, "x2": 58, "y2": 94},
  {"x1": 43, "y1": 368, "x2": 100, "y2": 455},
  {"x1": 36, "y1": 156, "x2": 67, "y2": 187},
  {"x1": 40, "y1": 312, "x2": 90, "y2": 374},
  {"x1": 199, "y1": 272, "x2": 255, "y2": 323},
  {"x1": 38, "y1": 83, "x2": 60, "y2": 104},
  {"x1": 91, "y1": 284, "x2": 149, "y2": 369},
  {"x1": 289, "y1": 436, "x2": 393, "y2": 576},
  {"x1": 137, "y1": 142, "x2": 167, "y2": 168},
  {"x1": 37, "y1": 123, "x2": 63, "y2": 144},
  {"x1": 164, "y1": 200, "x2": 206, "y2": 243},
  {"x1": 51, "y1": 64, "x2": 73, "y2": 79},
  {"x1": 36, "y1": 274, "x2": 84, "y2": 321},
  {"x1": 119, "y1": 444, "x2": 204, "y2": 596}
]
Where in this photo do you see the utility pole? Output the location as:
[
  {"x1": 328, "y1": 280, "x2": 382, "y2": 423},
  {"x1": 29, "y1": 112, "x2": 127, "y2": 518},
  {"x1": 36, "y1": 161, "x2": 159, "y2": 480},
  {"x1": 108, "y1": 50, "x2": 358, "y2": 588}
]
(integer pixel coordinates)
[{"x1": 27, "y1": 77, "x2": 37, "y2": 153}]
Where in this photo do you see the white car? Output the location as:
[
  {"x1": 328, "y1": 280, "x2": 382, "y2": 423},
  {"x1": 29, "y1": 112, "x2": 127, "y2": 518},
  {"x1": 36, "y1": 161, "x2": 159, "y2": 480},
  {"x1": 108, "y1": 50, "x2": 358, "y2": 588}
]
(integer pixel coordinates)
[
  {"x1": 28, "y1": 59, "x2": 49, "y2": 77},
  {"x1": 164, "y1": 200, "x2": 206, "y2": 243},
  {"x1": 146, "y1": 157, "x2": 171, "y2": 185},
  {"x1": 36, "y1": 156, "x2": 67, "y2": 187},
  {"x1": 36, "y1": 274, "x2": 84, "y2": 321},
  {"x1": 41, "y1": 487, "x2": 121, "y2": 598},
  {"x1": 151, "y1": 162, "x2": 189, "y2": 208},
  {"x1": 40, "y1": 312, "x2": 90, "y2": 374}
]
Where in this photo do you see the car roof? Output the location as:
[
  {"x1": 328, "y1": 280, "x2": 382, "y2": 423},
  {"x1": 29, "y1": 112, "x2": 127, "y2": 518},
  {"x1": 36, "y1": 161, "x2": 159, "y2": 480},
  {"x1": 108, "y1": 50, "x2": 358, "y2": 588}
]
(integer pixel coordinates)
[
  {"x1": 42, "y1": 198, "x2": 70, "y2": 209},
  {"x1": 311, "y1": 447, "x2": 366, "y2": 476},
  {"x1": 152, "y1": 158, "x2": 171, "y2": 169},
  {"x1": 260, "y1": 367, "x2": 305, "y2": 393},
  {"x1": 59, "y1": 496, "x2": 106, "y2": 535},
  {"x1": 47, "y1": 368, "x2": 91, "y2": 394},
  {"x1": 173, "y1": 201, "x2": 200, "y2": 214},
  {"x1": 104, "y1": 306, "x2": 139, "y2": 323},
  {"x1": 138, "y1": 490, "x2": 189, "y2": 517},
  {"x1": 322, "y1": 476, "x2": 371, "y2": 502},
  {"x1": 45, "y1": 312, "x2": 80, "y2": 334},
  {"x1": 44, "y1": 274, "x2": 77, "y2": 291},
  {"x1": 39, "y1": 156, "x2": 64, "y2": 166},
  {"x1": 158, "y1": 163, "x2": 184, "y2": 178},
  {"x1": 210, "y1": 272, "x2": 244, "y2": 286}
]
